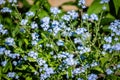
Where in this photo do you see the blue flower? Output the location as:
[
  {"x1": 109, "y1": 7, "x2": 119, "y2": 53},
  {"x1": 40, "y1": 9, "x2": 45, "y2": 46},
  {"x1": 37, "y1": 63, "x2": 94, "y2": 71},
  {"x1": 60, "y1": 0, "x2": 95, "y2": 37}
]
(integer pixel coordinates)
[
  {"x1": 62, "y1": 14, "x2": 71, "y2": 21},
  {"x1": 20, "y1": 19, "x2": 28, "y2": 26},
  {"x1": 1, "y1": 7, "x2": 12, "y2": 13},
  {"x1": 1, "y1": 61, "x2": 7, "y2": 66},
  {"x1": 106, "y1": 68, "x2": 113, "y2": 75},
  {"x1": 90, "y1": 14, "x2": 98, "y2": 21},
  {"x1": 0, "y1": 47, "x2": 6, "y2": 55},
  {"x1": 100, "y1": 0, "x2": 110, "y2": 4},
  {"x1": 7, "y1": 72, "x2": 16, "y2": 78},
  {"x1": 104, "y1": 36, "x2": 112, "y2": 43},
  {"x1": 56, "y1": 40, "x2": 64, "y2": 46},
  {"x1": 31, "y1": 22, "x2": 38, "y2": 29},
  {"x1": 78, "y1": 0, "x2": 86, "y2": 8},
  {"x1": 5, "y1": 37, "x2": 15, "y2": 46},
  {"x1": 26, "y1": 11, "x2": 35, "y2": 17},
  {"x1": 88, "y1": 73, "x2": 98, "y2": 80},
  {"x1": 67, "y1": 10, "x2": 79, "y2": 19},
  {"x1": 0, "y1": 0, "x2": 5, "y2": 5},
  {"x1": 8, "y1": 0, "x2": 17, "y2": 3},
  {"x1": 28, "y1": 51, "x2": 38, "y2": 59},
  {"x1": 50, "y1": 7, "x2": 61, "y2": 15},
  {"x1": 82, "y1": 13, "x2": 89, "y2": 20},
  {"x1": 41, "y1": 17, "x2": 50, "y2": 24}
]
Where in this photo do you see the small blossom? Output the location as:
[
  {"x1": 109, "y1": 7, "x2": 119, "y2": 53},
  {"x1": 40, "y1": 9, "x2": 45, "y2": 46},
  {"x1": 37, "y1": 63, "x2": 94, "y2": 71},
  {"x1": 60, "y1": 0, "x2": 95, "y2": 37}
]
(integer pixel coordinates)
[
  {"x1": 100, "y1": 0, "x2": 110, "y2": 4},
  {"x1": 12, "y1": 61, "x2": 17, "y2": 66},
  {"x1": 0, "y1": 47, "x2": 6, "y2": 55},
  {"x1": 104, "y1": 36, "x2": 112, "y2": 43},
  {"x1": 67, "y1": 10, "x2": 79, "y2": 19},
  {"x1": 8, "y1": 0, "x2": 17, "y2": 3},
  {"x1": 103, "y1": 44, "x2": 111, "y2": 51},
  {"x1": 31, "y1": 32, "x2": 39, "y2": 40},
  {"x1": 0, "y1": 0, "x2": 5, "y2": 5},
  {"x1": 90, "y1": 14, "x2": 98, "y2": 21},
  {"x1": 28, "y1": 51, "x2": 38, "y2": 59},
  {"x1": 106, "y1": 68, "x2": 113, "y2": 75},
  {"x1": 88, "y1": 73, "x2": 98, "y2": 80},
  {"x1": 78, "y1": 0, "x2": 86, "y2": 8},
  {"x1": 51, "y1": 20, "x2": 59, "y2": 28},
  {"x1": 62, "y1": 14, "x2": 71, "y2": 21},
  {"x1": 1, "y1": 61, "x2": 7, "y2": 66},
  {"x1": 63, "y1": 57, "x2": 78, "y2": 66},
  {"x1": 56, "y1": 40, "x2": 64, "y2": 46},
  {"x1": 31, "y1": 40, "x2": 38, "y2": 46},
  {"x1": 117, "y1": 64, "x2": 120, "y2": 68},
  {"x1": 75, "y1": 28, "x2": 87, "y2": 34},
  {"x1": 31, "y1": 22, "x2": 38, "y2": 29},
  {"x1": 15, "y1": 75, "x2": 19, "y2": 79},
  {"x1": 41, "y1": 17, "x2": 50, "y2": 24},
  {"x1": 26, "y1": 11, "x2": 35, "y2": 17},
  {"x1": 102, "y1": 6, "x2": 107, "y2": 10},
  {"x1": 20, "y1": 19, "x2": 28, "y2": 26},
  {"x1": 7, "y1": 72, "x2": 16, "y2": 78},
  {"x1": 78, "y1": 78, "x2": 83, "y2": 80},
  {"x1": 5, "y1": 37, "x2": 15, "y2": 46},
  {"x1": 50, "y1": 7, "x2": 61, "y2": 15},
  {"x1": 112, "y1": 43, "x2": 120, "y2": 51},
  {"x1": 1, "y1": 7, "x2": 12, "y2": 13},
  {"x1": 82, "y1": 13, "x2": 89, "y2": 20},
  {"x1": 37, "y1": 58, "x2": 46, "y2": 66}
]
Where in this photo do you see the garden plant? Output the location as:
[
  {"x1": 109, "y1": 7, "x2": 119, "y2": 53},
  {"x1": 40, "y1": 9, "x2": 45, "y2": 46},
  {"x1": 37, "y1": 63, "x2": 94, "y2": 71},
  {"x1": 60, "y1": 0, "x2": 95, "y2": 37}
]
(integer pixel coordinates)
[{"x1": 0, "y1": 0, "x2": 120, "y2": 80}]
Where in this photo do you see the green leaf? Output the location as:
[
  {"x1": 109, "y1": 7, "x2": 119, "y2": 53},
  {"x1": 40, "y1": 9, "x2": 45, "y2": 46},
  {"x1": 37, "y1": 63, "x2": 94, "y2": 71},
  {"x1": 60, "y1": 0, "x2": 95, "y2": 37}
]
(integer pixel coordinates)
[
  {"x1": 87, "y1": 0, "x2": 109, "y2": 14},
  {"x1": 0, "y1": 67, "x2": 2, "y2": 80},
  {"x1": 28, "y1": 57, "x2": 36, "y2": 62},
  {"x1": 2, "y1": 74, "x2": 10, "y2": 80},
  {"x1": 101, "y1": 17, "x2": 115, "y2": 25},
  {"x1": 38, "y1": 10, "x2": 49, "y2": 18},
  {"x1": 24, "y1": 39, "x2": 29, "y2": 45},
  {"x1": 29, "y1": 66, "x2": 36, "y2": 72},
  {"x1": 67, "y1": 67, "x2": 72, "y2": 78},
  {"x1": 25, "y1": 76, "x2": 32, "y2": 80},
  {"x1": 3, "y1": 61, "x2": 12, "y2": 73},
  {"x1": 113, "y1": 0, "x2": 120, "y2": 16},
  {"x1": 93, "y1": 67, "x2": 104, "y2": 73},
  {"x1": 16, "y1": 65, "x2": 28, "y2": 70}
]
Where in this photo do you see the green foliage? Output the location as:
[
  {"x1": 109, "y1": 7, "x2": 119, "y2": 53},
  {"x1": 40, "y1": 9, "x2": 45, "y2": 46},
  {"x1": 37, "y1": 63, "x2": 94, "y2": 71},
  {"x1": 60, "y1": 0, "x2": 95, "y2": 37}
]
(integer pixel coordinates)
[{"x1": 0, "y1": 0, "x2": 120, "y2": 80}]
